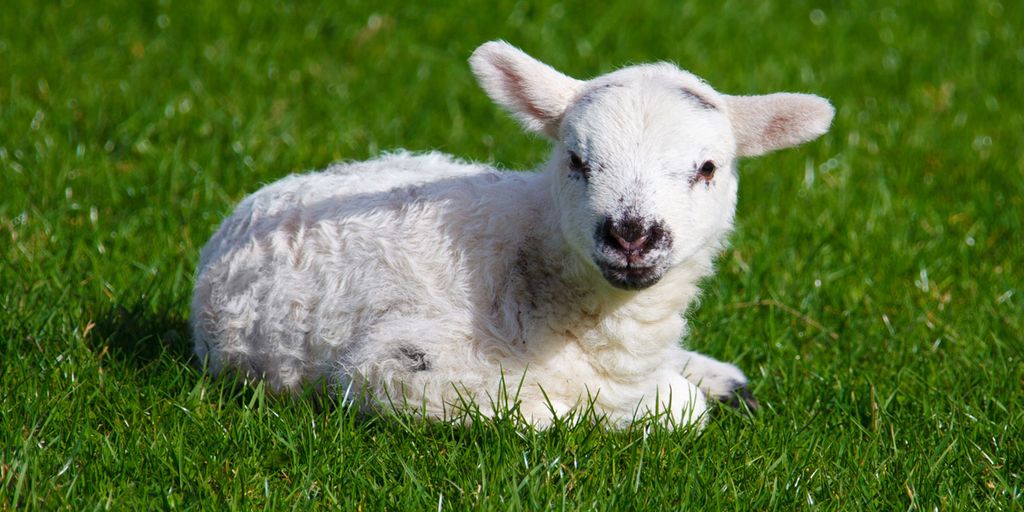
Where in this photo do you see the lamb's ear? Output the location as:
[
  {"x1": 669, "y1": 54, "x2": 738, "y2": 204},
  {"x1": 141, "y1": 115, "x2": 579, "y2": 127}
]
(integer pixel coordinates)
[
  {"x1": 470, "y1": 41, "x2": 583, "y2": 138},
  {"x1": 725, "y1": 93, "x2": 835, "y2": 157}
]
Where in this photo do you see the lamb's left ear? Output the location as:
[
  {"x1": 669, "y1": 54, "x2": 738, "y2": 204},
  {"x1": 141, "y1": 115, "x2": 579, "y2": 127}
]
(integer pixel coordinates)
[
  {"x1": 470, "y1": 41, "x2": 584, "y2": 138},
  {"x1": 725, "y1": 93, "x2": 835, "y2": 157}
]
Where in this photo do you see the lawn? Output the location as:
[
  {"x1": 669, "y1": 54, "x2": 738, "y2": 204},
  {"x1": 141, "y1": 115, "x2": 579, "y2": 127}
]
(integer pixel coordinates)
[{"x1": 1, "y1": 0, "x2": 1021, "y2": 509}]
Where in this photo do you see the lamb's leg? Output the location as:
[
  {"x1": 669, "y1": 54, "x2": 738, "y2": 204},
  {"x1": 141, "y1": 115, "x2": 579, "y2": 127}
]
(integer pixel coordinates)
[
  {"x1": 639, "y1": 373, "x2": 709, "y2": 428},
  {"x1": 515, "y1": 394, "x2": 575, "y2": 429},
  {"x1": 680, "y1": 351, "x2": 758, "y2": 410}
]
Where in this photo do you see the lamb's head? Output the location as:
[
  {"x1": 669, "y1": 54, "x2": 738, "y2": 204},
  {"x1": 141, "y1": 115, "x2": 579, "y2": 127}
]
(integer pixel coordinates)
[{"x1": 471, "y1": 41, "x2": 834, "y2": 290}]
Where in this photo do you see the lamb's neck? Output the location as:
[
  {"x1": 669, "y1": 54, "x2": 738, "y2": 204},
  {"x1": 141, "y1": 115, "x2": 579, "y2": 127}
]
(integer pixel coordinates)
[{"x1": 499, "y1": 164, "x2": 712, "y2": 380}]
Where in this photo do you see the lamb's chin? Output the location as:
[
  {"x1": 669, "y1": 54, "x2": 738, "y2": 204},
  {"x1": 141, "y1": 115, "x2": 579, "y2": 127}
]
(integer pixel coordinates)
[{"x1": 595, "y1": 260, "x2": 665, "y2": 290}]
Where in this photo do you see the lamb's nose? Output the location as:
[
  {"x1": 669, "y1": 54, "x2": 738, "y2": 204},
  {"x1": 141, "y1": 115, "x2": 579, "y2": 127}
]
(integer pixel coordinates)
[
  {"x1": 610, "y1": 229, "x2": 648, "y2": 252},
  {"x1": 600, "y1": 216, "x2": 664, "y2": 261}
]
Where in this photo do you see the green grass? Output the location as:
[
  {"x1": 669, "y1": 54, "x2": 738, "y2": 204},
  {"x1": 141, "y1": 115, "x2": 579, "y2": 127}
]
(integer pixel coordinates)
[{"x1": 2, "y1": 0, "x2": 1022, "y2": 509}]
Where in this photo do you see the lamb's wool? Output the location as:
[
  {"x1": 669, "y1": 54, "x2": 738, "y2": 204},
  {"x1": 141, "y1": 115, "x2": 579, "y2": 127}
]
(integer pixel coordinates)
[{"x1": 192, "y1": 41, "x2": 833, "y2": 428}]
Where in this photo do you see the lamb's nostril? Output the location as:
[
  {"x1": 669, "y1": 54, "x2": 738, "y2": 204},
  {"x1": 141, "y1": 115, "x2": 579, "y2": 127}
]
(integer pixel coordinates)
[
  {"x1": 601, "y1": 216, "x2": 655, "y2": 257},
  {"x1": 611, "y1": 231, "x2": 648, "y2": 252}
]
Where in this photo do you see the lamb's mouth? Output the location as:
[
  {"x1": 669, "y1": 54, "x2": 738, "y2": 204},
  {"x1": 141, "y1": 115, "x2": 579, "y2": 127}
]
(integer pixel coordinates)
[{"x1": 596, "y1": 260, "x2": 664, "y2": 290}]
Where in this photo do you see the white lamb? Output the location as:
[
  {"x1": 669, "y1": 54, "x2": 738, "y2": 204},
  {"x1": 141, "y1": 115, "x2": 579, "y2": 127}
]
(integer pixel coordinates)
[{"x1": 191, "y1": 41, "x2": 834, "y2": 429}]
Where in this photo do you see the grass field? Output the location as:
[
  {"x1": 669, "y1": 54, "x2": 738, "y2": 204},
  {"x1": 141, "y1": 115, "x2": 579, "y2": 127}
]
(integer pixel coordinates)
[{"x1": 2, "y1": 0, "x2": 1022, "y2": 509}]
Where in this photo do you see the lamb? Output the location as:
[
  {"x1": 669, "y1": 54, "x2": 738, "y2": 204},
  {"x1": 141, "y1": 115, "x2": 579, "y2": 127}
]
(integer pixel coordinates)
[{"x1": 191, "y1": 41, "x2": 834, "y2": 429}]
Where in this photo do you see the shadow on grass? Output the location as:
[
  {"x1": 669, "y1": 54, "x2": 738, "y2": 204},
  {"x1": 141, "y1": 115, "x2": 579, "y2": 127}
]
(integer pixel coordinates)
[
  {"x1": 89, "y1": 300, "x2": 351, "y2": 413},
  {"x1": 89, "y1": 301, "x2": 194, "y2": 372}
]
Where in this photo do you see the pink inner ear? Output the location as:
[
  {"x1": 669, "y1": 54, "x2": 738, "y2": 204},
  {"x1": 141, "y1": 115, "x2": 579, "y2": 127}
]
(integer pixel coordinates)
[
  {"x1": 765, "y1": 112, "x2": 798, "y2": 145},
  {"x1": 493, "y1": 59, "x2": 551, "y2": 123},
  {"x1": 728, "y1": 93, "x2": 834, "y2": 157}
]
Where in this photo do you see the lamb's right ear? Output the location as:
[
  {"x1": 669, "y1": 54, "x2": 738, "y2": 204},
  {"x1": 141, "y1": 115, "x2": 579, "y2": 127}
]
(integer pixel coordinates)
[{"x1": 470, "y1": 41, "x2": 583, "y2": 138}]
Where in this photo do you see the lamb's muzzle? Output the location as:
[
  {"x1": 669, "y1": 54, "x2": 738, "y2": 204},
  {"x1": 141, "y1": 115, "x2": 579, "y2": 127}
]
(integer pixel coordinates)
[
  {"x1": 602, "y1": 215, "x2": 665, "y2": 258},
  {"x1": 594, "y1": 214, "x2": 671, "y2": 290}
]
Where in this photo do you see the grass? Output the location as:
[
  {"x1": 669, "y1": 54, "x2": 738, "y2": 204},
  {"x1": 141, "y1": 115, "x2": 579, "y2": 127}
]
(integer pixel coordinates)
[{"x1": 1, "y1": 0, "x2": 1021, "y2": 509}]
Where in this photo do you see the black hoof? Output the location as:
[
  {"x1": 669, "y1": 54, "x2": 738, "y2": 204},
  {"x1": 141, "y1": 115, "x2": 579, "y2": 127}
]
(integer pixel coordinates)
[{"x1": 723, "y1": 381, "x2": 759, "y2": 411}]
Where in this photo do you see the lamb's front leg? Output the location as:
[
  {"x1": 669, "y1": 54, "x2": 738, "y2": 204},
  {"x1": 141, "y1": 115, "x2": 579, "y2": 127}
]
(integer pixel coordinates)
[
  {"x1": 637, "y1": 373, "x2": 709, "y2": 429},
  {"x1": 680, "y1": 350, "x2": 759, "y2": 410}
]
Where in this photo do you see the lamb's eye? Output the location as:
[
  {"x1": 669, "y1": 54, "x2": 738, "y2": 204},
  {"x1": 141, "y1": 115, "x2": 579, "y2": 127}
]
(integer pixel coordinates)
[
  {"x1": 698, "y1": 160, "x2": 717, "y2": 179},
  {"x1": 568, "y1": 151, "x2": 591, "y2": 180}
]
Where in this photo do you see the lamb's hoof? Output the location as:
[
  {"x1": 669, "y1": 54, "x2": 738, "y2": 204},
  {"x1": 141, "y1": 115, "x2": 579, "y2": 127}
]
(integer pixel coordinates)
[{"x1": 723, "y1": 381, "x2": 759, "y2": 411}]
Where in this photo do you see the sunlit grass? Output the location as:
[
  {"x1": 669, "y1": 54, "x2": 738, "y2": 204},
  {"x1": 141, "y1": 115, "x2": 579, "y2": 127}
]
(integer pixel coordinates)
[{"x1": 2, "y1": 0, "x2": 1021, "y2": 509}]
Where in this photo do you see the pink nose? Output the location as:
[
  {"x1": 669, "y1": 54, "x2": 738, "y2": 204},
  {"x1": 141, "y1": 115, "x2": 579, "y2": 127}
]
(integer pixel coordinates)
[
  {"x1": 599, "y1": 215, "x2": 667, "y2": 264},
  {"x1": 611, "y1": 232, "x2": 649, "y2": 253}
]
